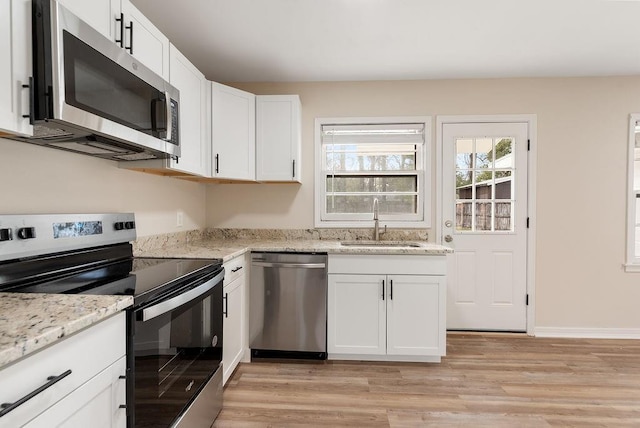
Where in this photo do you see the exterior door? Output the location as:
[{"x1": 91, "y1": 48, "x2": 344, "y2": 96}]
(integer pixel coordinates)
[{"x1": 442, "y1": 122, "x2": 528, "y2": 331}]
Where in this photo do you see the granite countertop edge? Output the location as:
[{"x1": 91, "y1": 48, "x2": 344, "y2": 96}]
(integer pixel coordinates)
[
  {"x1": 136, "y1": 238, "x2": 453, "y2": 262},
  {"x1": 0, "y1": 294, "x2": 133, "y2": 369}
]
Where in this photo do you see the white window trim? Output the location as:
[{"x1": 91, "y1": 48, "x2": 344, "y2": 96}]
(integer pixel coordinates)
[
  {"x1": 314, "y1": 116, "x2": 432, "y2": 229},
  {"x1": 625, "y1": 114, "x2": 640, "y2": 272}
]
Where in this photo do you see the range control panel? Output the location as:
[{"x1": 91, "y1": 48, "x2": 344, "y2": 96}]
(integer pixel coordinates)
[{"x1": 0, "y1": 213, "x2": 136, "y2": 262}]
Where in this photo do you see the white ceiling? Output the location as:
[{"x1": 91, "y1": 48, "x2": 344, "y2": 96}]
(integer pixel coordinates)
[{"x1": 131, "y1": 0, "x2": 640, "y2": 83}]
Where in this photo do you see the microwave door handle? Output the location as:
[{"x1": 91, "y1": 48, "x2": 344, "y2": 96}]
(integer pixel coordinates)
[
  {"x1": 150, "y1": 98, "x2": 160, "y2": 136},
  {"x1": 141, "y1": 270, "x2": 224, "y2": 321},
  {"x1": 164, "y1": 91, "x2": 172, "y2": 141}
]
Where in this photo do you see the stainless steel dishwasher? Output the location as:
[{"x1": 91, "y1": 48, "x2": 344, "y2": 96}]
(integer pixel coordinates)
[{"x1": 249, "y1": 252, "x2": 328, "y2": 359}]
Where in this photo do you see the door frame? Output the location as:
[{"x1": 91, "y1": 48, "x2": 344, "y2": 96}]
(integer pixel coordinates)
[{"x1": 435, "y1": 114, "x2": 537, "y2": 335}]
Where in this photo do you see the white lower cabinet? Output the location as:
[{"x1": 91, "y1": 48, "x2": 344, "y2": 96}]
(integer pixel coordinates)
[
  {"x1": 24, "y1": 357, "x2": 126, "y2": 428},
  {"x1": 222, "y1": 254, "x2": 247, "y2": 385},
  {"x1": 327, "y1": 254, "x2": 446, "y2": 362},
  {"x1": 0, "y1": 312, "x2": 127, "y2": 428}
]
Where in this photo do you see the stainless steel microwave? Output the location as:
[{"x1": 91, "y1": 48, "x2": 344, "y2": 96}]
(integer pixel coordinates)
[{"x1": 9, "y1": 0, "x2": 180, "y2": 161}]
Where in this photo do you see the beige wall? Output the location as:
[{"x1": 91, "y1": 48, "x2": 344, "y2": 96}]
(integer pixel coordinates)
[
  {"x1": 207, "y1": 77, "x2": 640, "y2": 330},
  {"x1": 2, "y1": 76, "x2": 638, "y2": 330},
  {"x1": 0, "y1": 138, "x2": 206, "y2": 237}
]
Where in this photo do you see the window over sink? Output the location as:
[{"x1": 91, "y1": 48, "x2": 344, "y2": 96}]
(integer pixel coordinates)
[{"x1": 314, "y1": 117, "x2": 431, "y2": 228}]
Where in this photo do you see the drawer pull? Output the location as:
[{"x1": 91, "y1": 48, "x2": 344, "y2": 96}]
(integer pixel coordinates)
[
  {"x1": 0, "y1": 369, "x2": 72, "y2": 417},
  {"x1": 231, "y1": 266, "x2": 243, "y2": 273}
]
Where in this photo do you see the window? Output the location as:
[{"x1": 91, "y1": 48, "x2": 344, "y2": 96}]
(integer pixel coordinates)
[
  {"x1": 626, "y1": 115, "x2": 640, "y2": 271},
  {"x1": 455, "y1": 136, "x2": 515, "y2": 233},
  {"x1": 314, "y1": 117, "x2": 431, "y2": 228}
]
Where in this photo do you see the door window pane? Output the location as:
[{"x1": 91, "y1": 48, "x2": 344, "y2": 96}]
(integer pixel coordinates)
[
  {"x1": 456, "y1": 170, "x2": 472, "y2": 199},
  {"x1": 476, "y1": 202, "x2": 492, "y2": 231},
  {"x1": 456, "y1": 202, "x2": 472, "y2": 231},
  {"x1": 475, "y1": 138, "x2": 493, "y2": 169},
  {"x1": 475, "y1": 171, "x2": 493, "y2": 200},
  {"x1": 495, "y1": 202, "x2": 513, "y2": 231},
  {"x1": 456, "y1": 138, "x2": 474, "y2": 169}
]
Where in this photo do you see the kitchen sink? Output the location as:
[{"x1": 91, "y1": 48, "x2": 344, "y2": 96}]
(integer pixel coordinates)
[{"x1": 340, "y1": 241, "x2": 422, "y2": 248}]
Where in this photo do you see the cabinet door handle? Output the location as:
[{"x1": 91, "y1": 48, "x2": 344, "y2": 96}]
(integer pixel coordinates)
[
  {"x1": 292, "y1": 159, "x2": 296, "y2": 178},
  {"x1": 215, "y1": 154, "x2": 219, "y2": 174},
  {"x1": 125, "y1": 21, "x2": 134, "y2": 54},
  {"x1": 390, "y1": 279, "x2": 393, "y2": 300},
  {"x1": 21, "y1": 77, "x2": 34, "y2": 125},
  {"x1": 115, "y1": 13, "x2": 124, "y2": 48},
  {"x1": 223, "y1": 293, "x2": 228, "y2": 318},
  {"x1": 0, "y1": 369, "x2": 72, "y2": 417},
  {"x1": 382, "y1": 279, "x2": 385, "y2": 301},
  {"x1": 231, "y1": 266, "x2": 243, "y2": 273}
]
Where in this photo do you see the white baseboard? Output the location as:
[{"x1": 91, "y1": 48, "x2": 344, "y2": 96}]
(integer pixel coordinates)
[{"x1": 535, "y1": 327, "x2": 640, "y2": 339}]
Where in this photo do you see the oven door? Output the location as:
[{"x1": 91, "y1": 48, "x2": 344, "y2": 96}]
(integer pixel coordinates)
[{"x1": 130, "y1": 268, "x2": 224, "y2": 428}]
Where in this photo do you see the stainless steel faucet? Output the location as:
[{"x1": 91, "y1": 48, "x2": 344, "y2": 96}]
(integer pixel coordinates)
[{"x1": 373, "y1": 198, "x2": 386, "y2": 241}]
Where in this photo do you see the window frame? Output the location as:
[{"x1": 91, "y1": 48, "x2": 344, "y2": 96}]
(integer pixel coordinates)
[
  {"x1": 314, "y1": 116, "x2": 432, "y2": 229},
  {"x1": 625, "y1": 114, "x2": 640, "y2": 272}
]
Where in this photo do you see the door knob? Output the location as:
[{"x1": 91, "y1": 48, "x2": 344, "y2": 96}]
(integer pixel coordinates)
[
  {"x1": 444, "y1": 235, "x2": 453, "y2": 243},
  {"x1": 445, "y1": 220, "x2": 453, "y2": 228}
]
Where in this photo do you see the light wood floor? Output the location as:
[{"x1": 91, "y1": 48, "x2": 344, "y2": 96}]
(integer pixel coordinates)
[{"x1": 213, "y1": 333, "x2": 640, "y2": 427}]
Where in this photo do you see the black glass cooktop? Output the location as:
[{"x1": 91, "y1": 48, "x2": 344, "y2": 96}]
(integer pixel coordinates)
[{"x1": 0, "y1": 247, "x2": 222, "y2": 307}]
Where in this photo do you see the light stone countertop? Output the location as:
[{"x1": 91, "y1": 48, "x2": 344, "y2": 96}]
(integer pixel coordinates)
[
  {"x1": 0, "y1": 293, "x2": 133, "y2": 369},
  {"x1": 135, "y1": 238, "x2": 453, "y2": 262}
]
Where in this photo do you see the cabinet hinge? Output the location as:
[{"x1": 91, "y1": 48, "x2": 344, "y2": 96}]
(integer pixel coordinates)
[
  {"x1": 526, "y1": 294, "x2": 529, "y2": 306},
  {"x1": 527, "y1": 139, "x2": 530, "y2": 151}
]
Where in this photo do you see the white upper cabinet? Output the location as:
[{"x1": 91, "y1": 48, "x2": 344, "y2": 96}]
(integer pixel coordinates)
[
  {"x1": 256, "y1": 95, "x2": 302, "y2": 183},
  {"x1": 166, "y1": 44, "x2": 210, "y2": 176},
  {"x1": 0, "y1": 0, "x2": 33, "y2": 137},
  {"x1": 118, "y1": 46, "x2": 210, "y2": 176},
  {"x1": 56, "y1": 0, "x2": 170, "y2": 80},
  {"x1": 55, "y1": 0, "x2": 120, "y2": 41},
  {"x1": 120, "y1": 1, "x2": 170, "y2": 80},
  {"x1": 211, "y1": 82, "x2": 256, "y2": 181}
]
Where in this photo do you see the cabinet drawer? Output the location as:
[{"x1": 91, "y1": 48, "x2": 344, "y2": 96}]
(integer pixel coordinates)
[
  {"x1": 224, "y1": 255, "x2": 246, "y2": 284},
  {"x1": 24, "y1": 356, "x2": 127, "y2": 428},
  {"x1": 328, "y1": 254, "x2": 446, "y2": 276},
  {"x1": 0, "y1": 313, "x2": 126, "y2": 427}
]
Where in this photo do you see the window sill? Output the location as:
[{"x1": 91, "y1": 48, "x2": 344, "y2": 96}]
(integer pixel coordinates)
[{"x1": 624, "y1": 263, "x2": 640, "y2": 273}]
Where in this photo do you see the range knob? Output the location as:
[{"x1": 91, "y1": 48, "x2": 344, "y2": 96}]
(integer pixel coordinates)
[
  {"x1": 0, "y1": 228, "x2": 12, "y2": 242},
  {"x1": 114, "y1": 222, "x2": 125, "y2": 231},
  {"x1": 124, "y1": 221, "x2": 135, "y2": 230},
  {"x1": 17, "y1": 227, "x2": 36, "y2": 240}
]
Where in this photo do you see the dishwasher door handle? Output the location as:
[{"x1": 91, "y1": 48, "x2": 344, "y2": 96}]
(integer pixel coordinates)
[{"x1": 251, "y1": 261, "x2": 326, "y2": 269}]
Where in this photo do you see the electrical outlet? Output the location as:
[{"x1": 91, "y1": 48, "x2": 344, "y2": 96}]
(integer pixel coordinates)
[{"x1": 176, "y1": 211, "x2": 184, "y2": 227}]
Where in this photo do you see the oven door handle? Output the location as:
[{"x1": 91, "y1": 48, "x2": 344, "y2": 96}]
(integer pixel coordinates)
[{"x1": 141, "y1": 269, "x2": 224, "y2": 322}]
